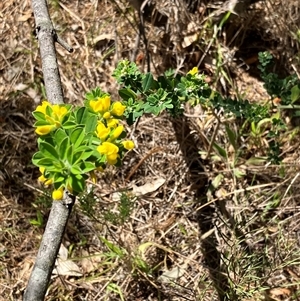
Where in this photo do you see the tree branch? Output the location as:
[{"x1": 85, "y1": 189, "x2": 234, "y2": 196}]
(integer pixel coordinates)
[
  {"x1": 23, "y1": 194, "x2": 75, "y2": 301},
  {"x1": 23, "y1": 1, "x2": 75, "y2": 300},
  {"x1": 31, "y1": 0, "x2": 71, "y2": 105}
]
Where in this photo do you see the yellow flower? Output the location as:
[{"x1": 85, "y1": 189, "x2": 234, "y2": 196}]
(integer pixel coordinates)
[
  {"x1": 38, "y1": 166, "x2": 53, "y2": 185},
  {"x1": 34, "y1": 102, "x2": 69, "y2": 133},
  {"x1": 35, "y1": 101, "x2": 50, "y2": 115},
  {"x1": 35, "y1": 125, "x2": 55, "y2": 135},
  {"x1": 90, "y1": 95, "x2": 111, "y2": 114},
  {"x1": 109, "y1": 125, "x2": 124, "y2": 140},
  {"x1": 52, "y1": 105, "x2": 68, "y2": 124},
  {"x1": 52, "y1": 187, "x2": 64, "y2": 200},
  {"x1": 111, "y1": 102, "x2": 126, "y2": 117},
  {"x1": 107, "y1": 118, "x2": 119, "y2": 128},
  {"x1": 97, "y1": 142, "x2": 119, "y2": 165},
  {"x1": 187, "y1": 67, "x2": 198, "y2": 76},
  {"x1": 97, "y1": 142, "x2": 119, "y2": 155},
  {"x1": 45, "y1": 178, "x2": 53, "y2": 186},
  {"x1": 122, "y1": 140, "x2": 135, "y2": 150},
  {"x1": 103, "y1": 112, "x2": 111, "y2": 119},
  {"x1": 107, "y1": 153, "x2": 119, "y2": 165},
  {"x1": 38, "y1": 174, "x2": 47, "y2": 183},
  {"x1": 96, "y1": 122, "x2": 110, "y2": 140}
]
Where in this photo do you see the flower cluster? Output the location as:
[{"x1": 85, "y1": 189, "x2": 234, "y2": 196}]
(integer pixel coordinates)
[
  {"x1": 90, "y1": 95, "x2": 134, "y2": 166},
  {"x1": 33, "y1": 92, "x2": 135, "y2": 201},
  {"x1": 34, "y1": 101, "x2": 69, "y2": 135}
]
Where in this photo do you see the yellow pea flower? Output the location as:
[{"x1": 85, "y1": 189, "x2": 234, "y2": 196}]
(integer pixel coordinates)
[
  {"x1": 52, "y1": 187, "x2": 64, "y2": 200},
  {"x1": 111, "y1": 102, "x2": 126, "y2": 117},
  {"x1": 39, "y1": 167, "x2": 45, "y2": 174},
  {"x1": 187, "y1": 67, "x2": 198, "y2": 76},
  {"x1": 96, "y1": 122, "x2": 110, "y2": 140},
  {"x1": 90, "y1": 95, "x2": 111, "y2": 114},
  {"x1": 45, "y1": 178, "x2": 53, "y2": 186},
  {"x1": 35, "y1": 125, "x2": 55, "y2": 135},
  {"x1": 34, "y1": 102, "x2": 68, "y2": 134},
  {"x1": 35, "y1": 101, "x2": 51, "y2": 115},
  {"x1": 38, "y1": 174, "x2": 47, "y2": 183},
  {"x1": 110, "y1": 125, "x2": 124, "y2": 140},
  {"x1": 122, "y1": 140, "x2": 135, "y2": 150},
  {"x1": 52, "y1": 105, "x2": 68, "y2": 124},
  {"x1": 103, "y1": 112, "x2": 111, "y2": 119},
  {"x1": 38, "y1": 174, "x2": 53, "y2": 186},
  {"x1": 97, "y1": 142, "x2": 119, "y2": 155},
  {"x1": 38, "y1": 167, "x2": 53, "y2": 185},
  {"x1": 107, "y1": 118, "x2": 119, "y2": 128},
  {"x1": 106, "y1": 153, "x2": 119, "y2": 165},
  {"x1": 97, "y1": 142, "x2": 119, "y2": 165}
]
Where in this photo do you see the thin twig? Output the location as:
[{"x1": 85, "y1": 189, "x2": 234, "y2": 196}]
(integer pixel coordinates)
[
  {"x1": 139, "y1": 0, "x2": 151, "y2": 71},
  {"x1": 126, "y1": 147, "x2": 164, "y2": 181},
  {"x1": 54, "y1": 33, "x2": 73, "y2": 53}
]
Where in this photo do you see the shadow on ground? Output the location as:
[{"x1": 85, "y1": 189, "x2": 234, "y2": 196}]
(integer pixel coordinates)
[{"x1": 171, "y1": 117, "x2": 232, "y2": 300}]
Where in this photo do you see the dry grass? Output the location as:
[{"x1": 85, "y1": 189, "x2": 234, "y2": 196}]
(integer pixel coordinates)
[{"x1": 1, "y1": 0, "x2": 300, "y2": 300}]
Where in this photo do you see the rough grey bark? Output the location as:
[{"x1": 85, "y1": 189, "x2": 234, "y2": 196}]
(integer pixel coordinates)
[
  {"x1": 23, "y1": 1, "x2": 75, "y2": 300},
  {"x1": 24, "y1": 196, "x2": 75, "y2": 301},
  {"x1": 31, "y1": 0, "x2": 64, "y2": 105}
]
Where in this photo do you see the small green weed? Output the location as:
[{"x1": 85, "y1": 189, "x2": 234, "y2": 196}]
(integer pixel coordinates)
[{"x1": 103, "y1": 192, "x2": 135, "y2": 225}]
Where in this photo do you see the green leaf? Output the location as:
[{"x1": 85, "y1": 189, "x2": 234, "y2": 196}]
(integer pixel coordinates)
[
  {"x1": 85, "y1": 115, "x2": 97, "y2": 133},
  {"x1": 76, "y1": 107, "x2": 98, "y2": 133},
  {"x1": 152, "y1": 106, "x2": 161, "y2": 115},
  {"x1": 70, "y1": 165, "x2": 83, "y2": 175},
  {"x1": 33, "y1": 158, "x2": 62, "y2": 171},
  {"x1": 225, "y1": 125, "x2": 237, "y2": 150},
  {"x1": 100, "y1": 237, "x2": 125, "y2": 257},
  {"x1": 164, "y1": 102, "x2": 174, "y2": 109},
  {"x1": 67, "y1": 174, "x2": 85, "y2": 194},
  {"x1": 32, "y1": 111, "x2": 46, "y2": 121},
  {"x1": 85, "y1": 87, "x2": 105, "y2": 101},
  {"x1": 73, "y1": 148, "x2": 94, "y2": 163},
  {"x1": 291, "y1": 85, "x2": 300, "y2": 103},
  {"x1": 213, "y1": 142, "x2": 227, "y2": 159},
  {"x1": 106, "y1": 284, "x2": 125, "y2": 301},
  {"x1": 70, "y1": 126, "x2": 85, "y2": 149},
  {"x1": 75, "y1": 107, "x2": 88, "y2": 124},
  {"x1": 39, "y1": 141, "x2": 60, "y2": 161},
  {"x1": 45, "y1": 105, "x2": 52, "y2": 116},
  {"x1": 32, "y1": 151, "x2": 44, "y2": 165},
  {"x1": 246, "y1": 156, "x2": 267, "y2": 166},
  {"x1": 118, "y1": 88, "x2": 137, "y2": 101},
  {"x1": 34, "y1": 120, "x2": 52, "y2": 126},
  {"x1": 142, "y1": 73, "x2": 154, "y2": 92},
  {"x1": 80, "y1": 161, "x2": 95, "y2": 173},
  {"x1": 233, "y1": 168, "x2": 246, "y2": 178},
  {"x1": 54, "y1": 128, "x2": 68, "y2": 144},
  {"x1": 62, "y1": 120, "x2": 77, "y2": 129},
  {"x1": 33, "y1": 157, "x2": 53, "y2": 167},
  {"x1": 53, "y1": 173, "x2": 65, "y2": 183},
  {"x1": 58, "y1": 137, "x2": 70, "y2": 160},
  {"x1": 66, "y1": 144, "x2": 73, "y2": 164}
]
